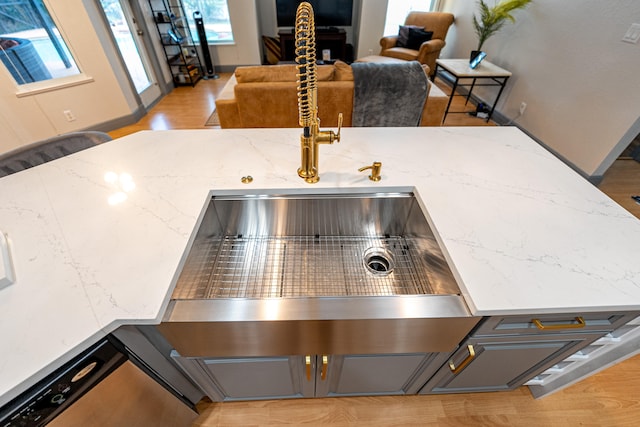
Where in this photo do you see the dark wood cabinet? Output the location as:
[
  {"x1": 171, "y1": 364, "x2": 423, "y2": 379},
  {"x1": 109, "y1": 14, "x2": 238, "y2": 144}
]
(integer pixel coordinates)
[{"x1": 278, "y1": 29, "x2": 347, "y2": 62}]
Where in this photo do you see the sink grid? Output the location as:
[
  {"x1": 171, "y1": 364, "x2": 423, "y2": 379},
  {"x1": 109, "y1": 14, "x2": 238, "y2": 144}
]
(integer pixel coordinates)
[{"x1": 172, "y1": 235, "x2": 433, "y2": 299}]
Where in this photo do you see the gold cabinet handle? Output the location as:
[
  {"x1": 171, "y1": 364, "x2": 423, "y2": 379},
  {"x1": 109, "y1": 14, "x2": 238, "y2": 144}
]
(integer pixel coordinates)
[
  {"x1": 321, "y1": 355, "x2": 328, "y2": 380},
  {"x1": 449, "y1": 345, "x2": 475, "y2": 375},
  {"x1": 305, "y1": 355, "x2": 312, "y2": 381},
  {"x1": 532, "y1": 316, "x2": 586, "y2": 330}
]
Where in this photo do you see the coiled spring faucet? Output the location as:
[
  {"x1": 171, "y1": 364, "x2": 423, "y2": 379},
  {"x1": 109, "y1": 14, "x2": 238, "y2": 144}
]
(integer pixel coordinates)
[{"x1": 295, "y1": 2, "x2": 342, "y2": 184}]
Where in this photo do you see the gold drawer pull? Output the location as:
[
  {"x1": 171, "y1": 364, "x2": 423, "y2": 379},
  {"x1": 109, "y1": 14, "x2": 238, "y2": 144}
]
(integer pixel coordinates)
[
  {"x1": 532, "y1": 317, "x2": 586, "y2": 330},
  {"x1": 449, "y1": 345, "x2": 475, "y2": 375},
  {"x1": 321, "y1": 355, "x2": 328, "y2": 380},
  {"x1": 305, "y1": 355, "x2": 312, "y2": 381}
]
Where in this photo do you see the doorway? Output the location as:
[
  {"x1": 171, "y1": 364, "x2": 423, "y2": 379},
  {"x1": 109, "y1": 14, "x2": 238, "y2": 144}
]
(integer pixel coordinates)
[{"x1": 99, "y1": 0, "x2": 162, "y2": 108}]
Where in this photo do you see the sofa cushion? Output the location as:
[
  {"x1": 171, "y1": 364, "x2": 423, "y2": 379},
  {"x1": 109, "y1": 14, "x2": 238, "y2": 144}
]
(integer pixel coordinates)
[
  {"x1": 396, "y1": 25, "x2": 421, "y2": 47},
  {"x1": 406, "y1": 28, "x2": 433, "y2": 50},
  {"x1": 333, "y1": 60, "x2": 353, "y2": 81},
  {"x1": 233, "y1": 80, "x2": 353, "y2": 128},
  {"x1": 381, "y1": 47, "x2": 421, "y2": 60},
  {"x1": 235, "y1": 64, "x2": 334, "y2": 83}
]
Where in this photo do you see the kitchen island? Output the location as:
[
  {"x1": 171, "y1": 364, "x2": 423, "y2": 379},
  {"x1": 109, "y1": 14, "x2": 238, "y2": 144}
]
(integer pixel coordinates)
[{"x1": 1, "y1": 127, "x2": 640, "y2": 406}]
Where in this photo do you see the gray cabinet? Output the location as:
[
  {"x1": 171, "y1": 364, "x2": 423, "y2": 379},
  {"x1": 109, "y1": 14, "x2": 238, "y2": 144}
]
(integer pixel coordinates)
[
  {"x1": 317, "y1": 353, "x2": 450, "y2": 397},
  {"x1": 172, "y1": 355, "x2": 313, "y2": 401},
  {"x1": 420, "y1": 311, "x2": 640, "y2": 394},
  {"x1": 420, "y1": 333, "x2": 603, "y2": 393},
  {"x1": 173, "y1": 352, "x2": 448, "y2": 402}
]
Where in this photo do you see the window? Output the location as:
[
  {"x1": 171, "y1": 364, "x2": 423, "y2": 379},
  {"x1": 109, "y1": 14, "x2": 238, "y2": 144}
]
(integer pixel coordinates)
[
  {"x1": 0, "y1": 0, "x2": 80, "y2": 85},
  {"x1": 383, "y1": 0, "x2": 437, "y2": 37},
  {"x1": 181, "y1": 0, "x2": 234, "y2": 44}
]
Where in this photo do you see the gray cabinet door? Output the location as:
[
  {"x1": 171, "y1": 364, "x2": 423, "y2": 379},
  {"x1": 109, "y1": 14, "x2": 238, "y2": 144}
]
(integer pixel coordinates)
[
  {"x1": 421, "y1": 332, "x2": 604, "y2": 394},
  {"x1": 173, "y1": 355, "x2": 314, "y2": 401},
  {"x1": 176, "y1": 352, "x2": 452, "y2": 401},
  {"x1": 316, "y1": 353, "x2": 450, "y2": 397}
]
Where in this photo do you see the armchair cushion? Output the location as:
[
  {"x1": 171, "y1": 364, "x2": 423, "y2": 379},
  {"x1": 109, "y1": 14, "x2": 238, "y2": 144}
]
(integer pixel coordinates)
[
  {"x1": 406, "y1": 28, "x2": 433, "y2": 50},
  {"x1": 396, "y1": 25, "x2": 421, "y2": 47}
]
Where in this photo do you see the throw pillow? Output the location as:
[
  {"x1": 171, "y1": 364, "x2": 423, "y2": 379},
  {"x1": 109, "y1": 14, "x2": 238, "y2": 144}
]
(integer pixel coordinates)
[
  {"x1": 406, "y1": 28, "x2": 433, "y2": 50},
  {"x1": 333, "y1": 60, "x2": 353, "y2": 81},
  {"x1": 396, "y1": 25, "x2": 422, "y2": 47}
]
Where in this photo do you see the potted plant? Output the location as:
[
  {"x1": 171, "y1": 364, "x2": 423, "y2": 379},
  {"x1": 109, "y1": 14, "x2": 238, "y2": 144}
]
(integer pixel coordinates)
[{"x1": 472, "y1": 0, "x2": 532, "y2": 57}]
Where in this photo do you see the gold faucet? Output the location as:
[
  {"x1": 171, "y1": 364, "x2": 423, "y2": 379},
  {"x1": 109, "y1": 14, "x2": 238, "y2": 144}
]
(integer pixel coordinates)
[{"x1": 295, "y1": 2, "x2": 342, "y2": 184}]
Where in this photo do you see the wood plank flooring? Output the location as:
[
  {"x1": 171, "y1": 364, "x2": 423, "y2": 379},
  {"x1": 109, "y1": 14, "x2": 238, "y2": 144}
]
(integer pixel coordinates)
[
  {"x1": 192, "y1": 354, "x2": 640, "y2": 426},
  {"x1": 101, "y1": 73, "x2": 640, "y2": 426}
]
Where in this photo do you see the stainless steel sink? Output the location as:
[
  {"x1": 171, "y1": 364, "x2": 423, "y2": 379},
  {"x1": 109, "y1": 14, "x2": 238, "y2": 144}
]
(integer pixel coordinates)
[
  {"x1": 160, "y1": 189, "x2": 479, "y2": 357},
  {"x1": 171, "y1": 190, "x2": 462, "y2": 299}
]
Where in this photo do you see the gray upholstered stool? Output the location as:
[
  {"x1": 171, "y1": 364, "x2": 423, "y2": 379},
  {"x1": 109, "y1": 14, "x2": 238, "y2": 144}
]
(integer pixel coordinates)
[{"x1": 0, "y1": 131, "x2": 112, "y2": 177}]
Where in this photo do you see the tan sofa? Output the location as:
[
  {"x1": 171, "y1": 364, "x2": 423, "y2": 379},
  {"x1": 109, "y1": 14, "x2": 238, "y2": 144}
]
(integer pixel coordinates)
[{"x1": 215, "y1": 61, "x2": 447, "y2": 128}]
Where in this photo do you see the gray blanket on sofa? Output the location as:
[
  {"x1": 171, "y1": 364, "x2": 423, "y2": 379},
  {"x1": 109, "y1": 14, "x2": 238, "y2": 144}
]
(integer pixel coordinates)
[{"x1": 351, "y1": 61, "x2": 429, "y2": 127}]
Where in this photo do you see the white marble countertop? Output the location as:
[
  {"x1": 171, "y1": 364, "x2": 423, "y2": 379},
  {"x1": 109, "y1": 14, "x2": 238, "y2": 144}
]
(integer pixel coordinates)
[{"x1": 1, "y1": 127, "x2": 639, "y2": 406}]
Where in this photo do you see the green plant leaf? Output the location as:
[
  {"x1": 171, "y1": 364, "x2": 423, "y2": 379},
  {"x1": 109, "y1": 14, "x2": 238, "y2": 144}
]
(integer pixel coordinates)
[{"x1": 473, "y1": 0, "x2": 532, "y2": 50}]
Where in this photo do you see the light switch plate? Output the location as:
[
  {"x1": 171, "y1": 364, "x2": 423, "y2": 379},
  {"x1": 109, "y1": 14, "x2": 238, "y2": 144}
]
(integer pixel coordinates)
[
  {"x1": 0, "y1": 231, "x2": 16, "y2": 289},
  {"x1": 622, "y1": 23, "x2": 640, "y2": 44}
]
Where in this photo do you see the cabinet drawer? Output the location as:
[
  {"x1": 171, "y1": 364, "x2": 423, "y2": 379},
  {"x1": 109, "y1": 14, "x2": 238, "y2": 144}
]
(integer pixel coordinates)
[
  {"x1": 474, "y1": 312, "x2": 640, "y2": 336},
  {"x1": 420, "y1": 332, "x2": 604, "y2": 394}
]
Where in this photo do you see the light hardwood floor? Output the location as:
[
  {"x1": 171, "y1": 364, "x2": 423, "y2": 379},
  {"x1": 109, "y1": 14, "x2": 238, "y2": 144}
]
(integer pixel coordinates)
[{"x1": 102, "y1": 74, "x2": 640, "y2": 427}]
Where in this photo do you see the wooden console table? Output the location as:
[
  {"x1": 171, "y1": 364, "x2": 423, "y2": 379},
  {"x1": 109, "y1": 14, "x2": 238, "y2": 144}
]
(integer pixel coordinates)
[{"x1": 278, "y1": 29, "x2": 347, "y2": 62}]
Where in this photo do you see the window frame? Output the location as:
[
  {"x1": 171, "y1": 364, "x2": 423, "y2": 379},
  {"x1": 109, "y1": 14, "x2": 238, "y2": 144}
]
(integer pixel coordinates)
[
  {"x1": 181, "y1": 0, "x2": 235, "y2": 45},
  {"x1": 0, "y1": 0, "x2": 89, "y2": 94}
]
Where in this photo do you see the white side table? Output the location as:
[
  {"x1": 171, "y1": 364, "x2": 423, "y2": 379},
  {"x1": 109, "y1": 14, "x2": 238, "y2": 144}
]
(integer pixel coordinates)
[{"x1": 434, "y1": 58, "x2": 512, "y2": 123}]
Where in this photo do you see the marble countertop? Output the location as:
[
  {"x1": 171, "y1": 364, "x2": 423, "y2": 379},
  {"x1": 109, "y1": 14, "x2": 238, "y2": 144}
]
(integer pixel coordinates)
[
  {"x1": 435, "y1": 58, "x2": 512, "y2": 77},
  {"x1": 1, "y1": 127, "x2": 640, "y2": 406}
]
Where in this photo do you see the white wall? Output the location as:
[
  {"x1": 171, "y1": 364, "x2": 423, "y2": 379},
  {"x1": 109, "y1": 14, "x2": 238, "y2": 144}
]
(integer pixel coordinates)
[
  {"x1": 0, "y1": 0, "x2": 136, "y2": 154},
  {"x1": 257, "y1": 0, "x2": 278, "y2": 37},
  {"x1": 208, "y1": 0, "x2": 261, "y2": 67},
  {"x1": 440, "y1": 0, "x2": 640, "y2": 178},
  {"x1": 356, "y1": 0, "x2": 389, "y2": 58}
]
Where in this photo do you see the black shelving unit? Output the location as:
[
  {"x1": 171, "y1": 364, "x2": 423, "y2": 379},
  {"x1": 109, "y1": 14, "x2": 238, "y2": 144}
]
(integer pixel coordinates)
[{"x1": 147, "y1": 0, "x2": 203, "y2": 87}]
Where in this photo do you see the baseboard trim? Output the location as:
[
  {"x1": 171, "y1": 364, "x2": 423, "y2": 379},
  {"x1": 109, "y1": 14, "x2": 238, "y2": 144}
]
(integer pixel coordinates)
[
  {"x1": 436, "y1": 76, "x2": 602, "y2": 185},
  {"x1": 82, "y1": 105, "x2": 146, "y2": 134},
  {"x1": 214, "y1": 65, "x2": 239, "y2": 73}
]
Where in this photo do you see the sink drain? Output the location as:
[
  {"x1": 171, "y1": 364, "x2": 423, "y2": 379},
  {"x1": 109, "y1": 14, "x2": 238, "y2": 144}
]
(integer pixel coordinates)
[{"x1": 363, "y1": 247, "x2": 395, "y2": 276}]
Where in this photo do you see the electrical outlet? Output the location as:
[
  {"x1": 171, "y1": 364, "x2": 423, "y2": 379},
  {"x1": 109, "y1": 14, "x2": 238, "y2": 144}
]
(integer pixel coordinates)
[
  {"x1": 519, "y1": 102, "x2": 527, "y2": 115},
  {"x1": 62, "y1": 110, "x2": 76, "y2": 122},
  {"x1": 63, "y1": 110, "x2": 76, "y2": 122},
  {"x1": 622, "y1": 23, "x2": 640, "y2": 44}
]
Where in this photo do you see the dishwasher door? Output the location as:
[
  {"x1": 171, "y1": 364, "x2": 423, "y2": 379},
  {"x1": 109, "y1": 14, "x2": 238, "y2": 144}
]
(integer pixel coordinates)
[
  {"x1": 0, "y1": 328, "x2": 203, "y2": 427},
  {"x1": 0, "y1": 337, "x2": 127, "y2": 426}
]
